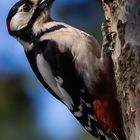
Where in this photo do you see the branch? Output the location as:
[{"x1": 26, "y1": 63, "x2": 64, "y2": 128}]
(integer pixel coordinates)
[{"x1": 101, "y1": 0, "x2": 140, "y2": 140}]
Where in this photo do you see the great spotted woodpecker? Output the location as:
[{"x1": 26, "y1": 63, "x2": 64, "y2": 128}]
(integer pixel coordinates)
[{"x1": 7, "y1": 0, "x2": 127, "y2": 139}]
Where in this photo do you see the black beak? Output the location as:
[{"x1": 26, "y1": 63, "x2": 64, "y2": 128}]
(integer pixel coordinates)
[
  {"x1": 40, "y1": 0, "x2": 55, "y2": 5},
  {"x1": 38, "y1": 0, "x2": 54, "y2": 10}
]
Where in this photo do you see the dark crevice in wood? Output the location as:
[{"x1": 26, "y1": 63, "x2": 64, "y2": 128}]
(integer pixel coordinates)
[
  {"x1": 104, "y1": 0, "x2": 114, "y2": 5},
  {"x1": 117, "y1": 20, "x2": 126, "y2": 46}
]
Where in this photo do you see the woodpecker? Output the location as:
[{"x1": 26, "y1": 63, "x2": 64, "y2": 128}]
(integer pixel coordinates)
[{"x1": 7, "y1": 0, "x2": 127, "y2": 139}]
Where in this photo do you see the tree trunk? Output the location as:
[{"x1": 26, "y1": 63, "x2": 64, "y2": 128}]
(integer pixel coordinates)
[{"x1": 101, "y1": 0, "x2": 140, "y2": 140}]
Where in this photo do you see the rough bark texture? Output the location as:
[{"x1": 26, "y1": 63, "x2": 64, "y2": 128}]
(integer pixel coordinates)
[{"x1": 101, "y1": 0, "x2": 140, "y2": 140}]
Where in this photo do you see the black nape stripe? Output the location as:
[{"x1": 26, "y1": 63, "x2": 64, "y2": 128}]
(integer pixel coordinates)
[{"x1": 37, "y1": 25, "x2": 66, "y2": 39}]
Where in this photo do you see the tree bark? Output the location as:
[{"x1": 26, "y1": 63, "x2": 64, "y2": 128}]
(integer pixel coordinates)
[{"x1": 101, "y1": 0, "x2": 140, "y2": 140}]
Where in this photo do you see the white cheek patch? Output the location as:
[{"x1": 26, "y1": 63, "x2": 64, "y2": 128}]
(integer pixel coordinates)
[
  {"x1": 36, "y1": 54, "x2": 74, "y2": 110},
  {"x1": 10, "y1": 9, "x2": 33, "y2": 31}
]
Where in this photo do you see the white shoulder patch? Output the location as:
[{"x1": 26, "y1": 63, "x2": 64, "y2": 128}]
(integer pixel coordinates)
[
  {"x1": 36, "y1": 54, "x2": 74, "y2": 110},
  {"x1": 55, "y1": 76, "x2": 74, "y2": 109}
]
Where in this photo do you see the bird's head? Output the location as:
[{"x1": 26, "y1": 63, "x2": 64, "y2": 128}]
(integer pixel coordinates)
[{"x1": 7, "y1": 0, "x2": 54, "y2": 38}]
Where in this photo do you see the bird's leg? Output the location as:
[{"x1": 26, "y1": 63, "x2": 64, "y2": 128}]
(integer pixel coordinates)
[{"x1": 101, "y1": 19, "x2": 116, "y2": 60}]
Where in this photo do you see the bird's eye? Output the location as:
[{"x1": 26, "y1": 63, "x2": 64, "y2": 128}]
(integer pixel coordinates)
[{"x1": 23, "y1": 4, "x2": 32, "y2": 12}]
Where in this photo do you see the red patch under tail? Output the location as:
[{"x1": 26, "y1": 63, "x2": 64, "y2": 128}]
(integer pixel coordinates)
[{"x1": 93, "y1": 98, "x2": 127, "y2": 140}]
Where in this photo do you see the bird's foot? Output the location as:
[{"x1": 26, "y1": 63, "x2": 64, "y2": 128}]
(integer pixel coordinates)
[{"x1": 101, "y1": 20, "x2": 116, "y2": 58}]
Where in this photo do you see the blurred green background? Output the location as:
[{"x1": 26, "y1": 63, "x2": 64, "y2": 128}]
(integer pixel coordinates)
[{"x1": 0, "y1": 0, "x2": 104, "y2": 140}]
